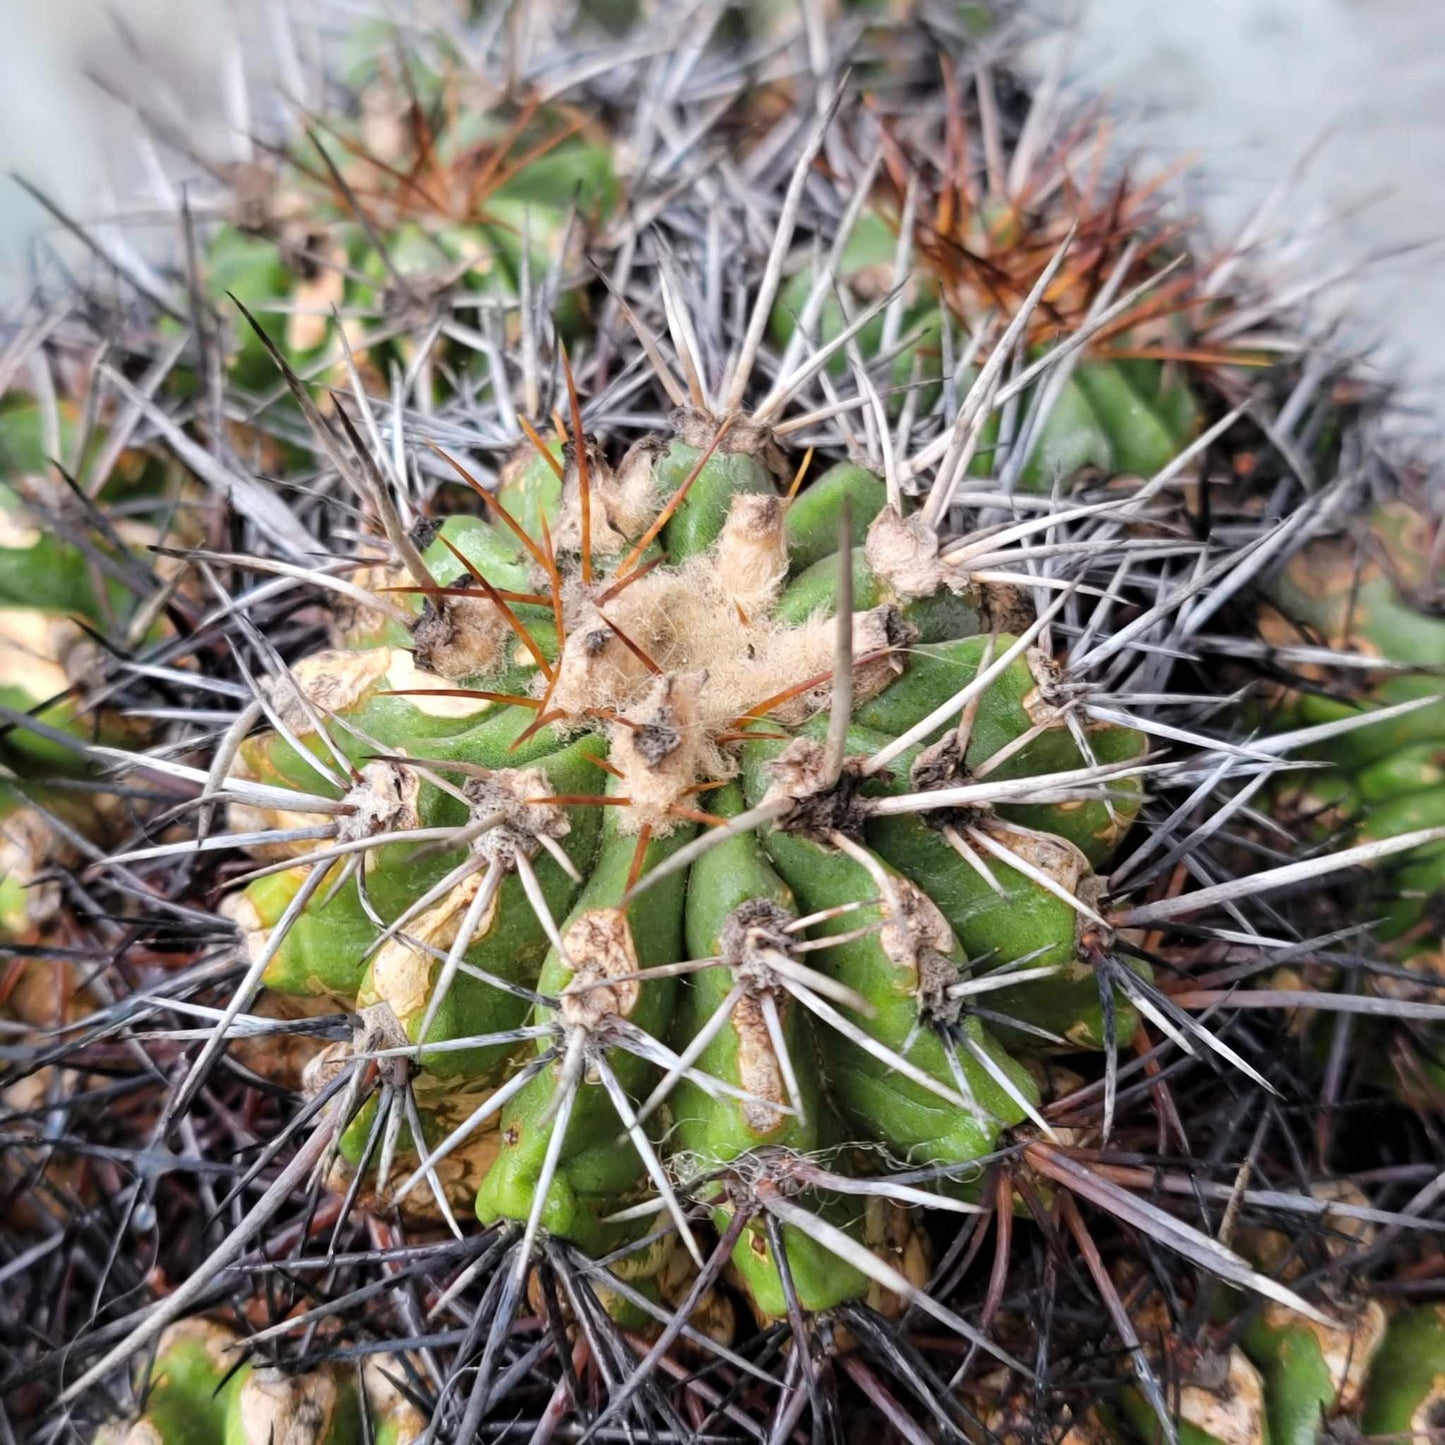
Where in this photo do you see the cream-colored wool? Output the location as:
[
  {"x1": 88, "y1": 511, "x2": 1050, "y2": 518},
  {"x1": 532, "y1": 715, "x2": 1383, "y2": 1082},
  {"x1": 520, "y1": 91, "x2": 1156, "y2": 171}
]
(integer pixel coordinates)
[
  {"x1": 549, "y1": 540, "x2": 905, "y2": 832},
  {"x1": 231, "y1": 1366, "x2": 345, "y2": 1445},
  {"x1": 410, "y1": 590, "x2": 512, "y2": 680},
  {"x1": 715, "y1": 492, "x2": 789, "y2": 616}
]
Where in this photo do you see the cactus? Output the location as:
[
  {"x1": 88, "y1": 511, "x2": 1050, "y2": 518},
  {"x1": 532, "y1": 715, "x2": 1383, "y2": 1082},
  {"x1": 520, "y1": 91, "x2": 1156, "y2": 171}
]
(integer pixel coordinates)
[
  {"x1": 1092, "y1": 1192, "x2": 1444, "y2": 1445},
  {"x1": 768, "y1": 152, "x2": 1201, "y2": 494},
  {"x1": 198, "y1": 430, "x2": 1165, "y2": 1320},
  {"x1": 1112, "y1": 1310, "x2": 1423, "y2": 1445},
  {"x1": 94, "y1": 1320, "x2": 423, "y2": 1445},
  {"x1": 2, "y1": 6, "x2": 1444, "y2": 1445},
  {"x1": 1257, "y1": 494, "x2": 1445, "y2": 1100}
]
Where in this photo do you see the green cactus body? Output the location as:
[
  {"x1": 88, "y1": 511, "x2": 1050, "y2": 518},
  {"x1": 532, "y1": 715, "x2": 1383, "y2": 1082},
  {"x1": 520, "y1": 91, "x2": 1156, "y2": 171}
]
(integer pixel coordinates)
[
  {"x1": 775, "y1": 546, "x2": 990, "y2": 641},
  {"x1": 771, "y1": 213, "x2": 944, "y2": 409},
  {"x1": 1360, "y1": 1305, "x2": 1445, "y2": 1443},
  {"x1": 769, "y1": 210, "x2": 1198, "y2": 491},
  {"x1": 126, "y1": 1321, "x2": 243, "y2": 1445},
  {"x1": 233, "y1": 653, "x2": 566, "y2": 797},
  {"x1": 222, "y1": 1367, "x2": 362, "y2": 1445},
  {"x1": 360, "y1": 734, "x2": 610, "y2": 1082},
  {"x1": 1067, "y1": 360, "x2": 1190, "y2": 481},
  {"x1": 0, "y1": 415, "x2": 172, "y2": 790},
  {"x1": 1262, "y1": 501, "x2": 1445, "y2": 1076},
  {"x1": 0, "y1": 499, "x2": 106, "y2": 621},
  {"x1": 1355, "y1": 742, "x2": 1445, "y2": 804},
  {"x1": 783, "y1": 462, "x2": 887, "y2": 573},
  {"x1": 343, "y1": 513, "x2": 545, "y2": 655},
  {"x1": 95, "y1": 1321, "x2": 383, "y2": 1445},
  {"x1": 206, "y1": 111, "x2": 620, "y2": 396},
  {"x1": 737, "y1": 733, "x2": 1038, "y2": 1169},
  {"x1": 673, "y1": 783, "x2": 811, "y2": 1164},
  {"x1": 212, "y1": 421, "x2": 1147, "y2": 1318},
  {"x1": 1113, "y1": 1299, "x2": 1442, "y2": 1445},
  {"x1": 668, "y1": 782, "x2": 878, "y2": 1314},
  {"x1": 1015, "y1": 374, "x2": 1115, "y2": 492},
  {"x1": 720, "y1": 1181, "x2": 872, "y2": 1319},
  {"x1": 495, "y1": 444, "x2": 567, "y2": 550},
  {"x1": 203, "y1": 225, "x2": 337, "y2": 393},
  {"x1": 1241, "y1": 1302, "x2": 1387, "y2": 1445},
  {"x1": 1118, "y1": 1348, "x2": 1272, "y2": 1445},
  {"x1": 654, "y1": 437, "x2": 777, "y2": 561},
  {"x1": 473, "y1": 796, "x2": 696, "y2": 1254}
]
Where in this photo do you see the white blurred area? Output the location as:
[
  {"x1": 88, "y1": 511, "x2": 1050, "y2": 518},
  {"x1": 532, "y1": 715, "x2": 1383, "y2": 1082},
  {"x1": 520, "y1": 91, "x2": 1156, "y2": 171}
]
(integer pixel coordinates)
[
  {"x1": 1022, "y1": 0, "x2": 1445, "y2": 421},
  {"x1": 1, "y1": 0, "x2": 1443, "y2": 413},
  {"x1": 0, "y1": 1, "x2": 264, "y2": 268},
  {"x1": 0, "y1": 0, "x2": 307, "y2": 293}
]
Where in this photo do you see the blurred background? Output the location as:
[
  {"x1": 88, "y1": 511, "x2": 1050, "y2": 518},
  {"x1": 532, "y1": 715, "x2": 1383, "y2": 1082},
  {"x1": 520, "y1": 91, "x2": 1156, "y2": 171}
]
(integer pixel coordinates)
[{"x1": 2, "y1": 0, "x2": 1442, "y2": 415}]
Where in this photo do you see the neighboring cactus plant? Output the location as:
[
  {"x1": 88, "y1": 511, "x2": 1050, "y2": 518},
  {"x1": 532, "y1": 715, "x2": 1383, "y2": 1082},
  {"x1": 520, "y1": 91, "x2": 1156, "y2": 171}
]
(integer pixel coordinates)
[
  {"x1": 956, "y1": 1182, "x2": 1445, "y2": 1445},
  {"x1": 203, "y1": 67, "x2": 619, "y2": 401},
  {"x1": 93, "y1": 1319, "x2": 424, "y2": 1445},
  {"x1": 1109, "y1": 1307, "x2": 1440, "y2": 1445},
  {"x1": 1258, "y1": 494, "x2": 1445, "y2": 1098},
  {"x1": 769, "y1": 151, "x2": 1201, "y2": 493}
]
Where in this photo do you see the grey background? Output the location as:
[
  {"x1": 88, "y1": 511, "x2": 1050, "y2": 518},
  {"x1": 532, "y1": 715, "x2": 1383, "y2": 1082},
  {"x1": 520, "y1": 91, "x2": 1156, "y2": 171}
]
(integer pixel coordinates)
[{"x1": 2, "y1": 0, "x2": 1442, "y2": 416}]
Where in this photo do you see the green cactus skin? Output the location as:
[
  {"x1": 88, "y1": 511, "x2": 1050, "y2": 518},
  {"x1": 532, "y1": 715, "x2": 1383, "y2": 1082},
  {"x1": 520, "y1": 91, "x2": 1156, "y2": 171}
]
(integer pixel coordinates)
[
  {"x1": 738, "y1": 730, "x2": 1040, "y2": 1169},
  {"x1": 774, "y1": 546, "x2": 990, "y2": 641},
  {"x1": 655, "y1": 438, "x2": 777, "y2": 562},
  {"x1": 0, "y1": 403, "x2": 177, "y2": 845},
  {"x1": 495, "y1": 444, "x2": 567, "y2": 554},
  {"x1": 672, "y1": 783, "x2": 810, "y2": 1164},
  {"x1": 1360, "y1": 1305, "x2": 1445, "y2": 1444},
  {"x1": 769, "y1": 213, "x2": 940, "y2": 399},
  {"x1": 222, "y1": 1368, "x2": 362, "y2": 1445},
  {"x1": 357, "y1": 735, "x2": 609, "y2": 1082},
  {"x1": 1109, "y1": 1300, "x2": 1439, "y2": 1445},
  {"x1": 105, "y1": 1320, "x2": 244, "y2": 1445},
  {"x1": 1117, "y1": 1349, "x2": 1271, "y2": 1445},
  {"x1": 94, "y1": 1321, "x2": 432, "y2": 1445},
  {"x1": 668, "y1": 782, "x2": 877, "y2": 1315},
  {"x1": 783, "y1": 462, "x2": 887, "y2": 574},
  {"x1": 720, "y1": 1214, "x2": 869, "y2": 1318},
  {"x1": 1240, "y1": 1301, "x2": 1387, "y2": 1445},
  {"x1": 203, "y1": 108, "x2": 620, "y2": 401},
  {"x1": 1112, "y1": 1298, "x2": 1445, "y2": 1445}
]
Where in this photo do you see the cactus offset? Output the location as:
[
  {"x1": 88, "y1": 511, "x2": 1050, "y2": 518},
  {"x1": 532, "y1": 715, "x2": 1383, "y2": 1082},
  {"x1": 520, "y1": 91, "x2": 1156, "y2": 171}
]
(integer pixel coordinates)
[{"x1": 1257, "y1": 493, "x2": 1445, "y2": 1102}]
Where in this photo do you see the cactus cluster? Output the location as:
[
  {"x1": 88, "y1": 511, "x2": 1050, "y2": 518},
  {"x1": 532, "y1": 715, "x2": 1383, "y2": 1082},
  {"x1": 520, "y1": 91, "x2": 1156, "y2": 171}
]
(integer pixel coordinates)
[
  {"x1": 1, "y1": 5, "x2": 1442, "y2": 1444},
  {"x1": 1260, "y1": 497, "x2": 1445, "y2": 1094}
]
